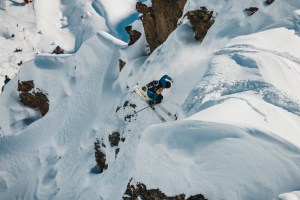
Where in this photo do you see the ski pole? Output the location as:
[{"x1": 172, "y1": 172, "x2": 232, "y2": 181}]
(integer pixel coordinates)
[{"x1": 130, "y1": 105, "x2": 150, "y2": 116}]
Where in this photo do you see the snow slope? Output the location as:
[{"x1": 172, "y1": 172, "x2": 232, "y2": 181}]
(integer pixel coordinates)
[{"x1": 0, "y1": 0, "x2": 300, "y2": 200}]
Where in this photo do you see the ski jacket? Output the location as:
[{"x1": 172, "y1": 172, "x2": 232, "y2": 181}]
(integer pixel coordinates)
[{"x1": 146, "y1": 75, "x2": 172, "y2": 103}]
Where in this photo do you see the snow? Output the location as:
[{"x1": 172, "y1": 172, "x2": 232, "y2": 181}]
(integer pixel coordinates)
[
  {"x1": 134, "y1": 120, "x2": 300, "y2": 199},
  {"x1": 93, "y1": 0, "x2": 138, "y2": 41},
  {"x1": 0, "y1": 0, "x2": 300, "y2": 200}
]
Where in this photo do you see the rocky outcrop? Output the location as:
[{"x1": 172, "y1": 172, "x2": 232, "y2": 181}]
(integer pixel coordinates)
[
  {"x1": 18, "y1": 80, "x2": 49, "y2": 116},
  {"x1": 136, "y1": 0, "x2": 187, "y2": 52},
  {"x1": 185, "y1": 7, "x2": 215, "y2": 41},
  {"x1": 123, "y1": 179, "x2": 208, "y2": 200},
  {"x1": 94, "y1": 138, "x2": 108, "y2": 173},
  {"x1": 119, "y1": 59, "x2": 126, "y2": 72},
  {"x1": 125, "y1": 26, "x2": 141, "y2": 46},
  {"x1": 109, "y1": 132, "x2": 121, "y2": 147},
  {"x1": 244, "y1": 7, "x2": 259, "y2": 16},
  {"x1": 265, "y1": 0, "x2": 275, "y2": 5}
]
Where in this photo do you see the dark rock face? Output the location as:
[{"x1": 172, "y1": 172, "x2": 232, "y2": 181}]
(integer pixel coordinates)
[
  {"x1": 34, "y1": 92, "x2": 49, "y2": 116},
  {"x1": 119, "y1": 59, "x2": 126, "y2": 72},
  {"x1": 115, "y1": 148, "x2": 120, "y2": 159},
  {"x1": 18, "y1": 80, "x2": 49, "y2": 116},
  {"x1": 244, "y1": 7, "x2": 259, "y2": 16},
  {"x1": 18, "y1": 80, "x2": 34, "y2": 93},
  {"x1": 94, "y1": 138, "x2": 108, "y2": 173},
  {"x1": 123, "y1": 179, "x2": 208, "y2": 200},
  {"x1": 265, "y1": 0, "x2": 275, "y2": 5},
  {"x1": 136, "y1": 0, "x2": 187, "y2": 52},
  {"x1": 125, "y1": 26, "x2": 142, "y2": 46},
  {"x1": 123, "y1": 100, "x2": 136, "y2": 109},
  {"x1": 185, "y1": 7, "x2": 215, "y2": 41},
  {"x1": 109, "y1": 132, "x2": 121, "y2": 147}
]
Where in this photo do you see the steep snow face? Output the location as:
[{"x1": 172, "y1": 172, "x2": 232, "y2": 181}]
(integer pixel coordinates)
[
  {"x1": 0, "y1": 0, "x2": 130, "y2": 92},
  {"x1": 133, "y1": 120, "x2": 300, "y2": 199},
  {"x1": 92, "y1": 0, "x2": 139, "y2": 41},
  {"x1": 0, "y1": 32, "x2": 126, "y2": 199},
  {"x1": 33, "y1": 0, "x2": 108, "y2": 51},
  {"x1": 184, "y1": 0, "x2": 300, "y2": 45},
  {"x1": 120, "y1": 1, "x2": 300, "y2": 200},
  {"x1": 0, "y1": 0, "x2": 300, "y2": 200}
]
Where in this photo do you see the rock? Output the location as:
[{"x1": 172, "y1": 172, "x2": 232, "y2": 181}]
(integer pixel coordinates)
[
  {"x1": 34, "y1": 92, "x2": 49, "y2": 116},
  {"x1": 125, "y1": 26, "x2": 142, "y2": 46},
  {"x1": 265, "y1": 0, "x2": 275, "y2": 5},
  {"x1": 20, "y1": 92, "x2": 36, "y2": 108},
  {"x1": 116, "y1": 105, "x2": 121, "y2": 112},
  {"x1": 18, "y1": 80, "x2": 34, "y2": 93},
  {"x1": 244, "y1": 7, "x2": 259, "y2": 16},
  {"x1": 18, "y1": 80, "x2": 49, "y2": 116},
  {"x1": 109, "y1": 132, "x2": 121, "y2": 147},
  {"x1": 123, "y1": 179, "x2": 207, "y2": 200},
  {"x1": 187, "y1": 194, "x2": 208, "y2": 200},
  {"x1": 115, "y1": 148, "x2": 120, "y2": 159},
  {"x1": 123, "y1": 100, "x2": 136, "y2": 109},
  {"x1": 119, "y1": 59, "x2": 126, "y2": 72},
  {"x1": 185, "y1": 7, "x2": 215, "y2": 41},
  {"x1": 94, "y1": 138, "x2": 108, "y2": 173},
  {"x1": 136, "y1": 0, "x2": 187, "y2": 52},
  {"x1": 136, "y1": 2, "x2": 149, "y2": 14}
]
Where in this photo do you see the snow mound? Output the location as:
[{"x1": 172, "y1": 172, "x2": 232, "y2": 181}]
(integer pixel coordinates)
[{"x1": 134, "y1": 120, "x2": 300, "y2": 200}]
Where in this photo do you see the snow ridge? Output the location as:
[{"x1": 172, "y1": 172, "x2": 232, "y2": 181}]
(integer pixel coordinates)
[{"x1": 184, "y1": 80, "x2": 300, "y2": 116}]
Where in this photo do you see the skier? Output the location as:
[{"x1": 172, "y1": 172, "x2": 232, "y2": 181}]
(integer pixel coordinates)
[
  {"x1": 2, "y1": 75, "x2": 11, "y2": 92},
  {"x1": 142, "y1": 75, "x2": 173, "y2": 105}
]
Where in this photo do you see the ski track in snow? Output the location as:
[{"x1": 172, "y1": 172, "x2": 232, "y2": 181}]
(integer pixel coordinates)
[{"x1": 184, "y1": 79, "x2": 300, "y2": 117}]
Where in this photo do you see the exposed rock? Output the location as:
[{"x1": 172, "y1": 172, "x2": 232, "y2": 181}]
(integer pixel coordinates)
[
  {"x1": 14, "y1": 48, "x2": 22, "y2": 52},
  {"x1": 123, "y1": 100, "x2": 137, "y2": 109},
  {"x1": 109, "y1": 132, "x2": 121, "y2": 147},
  {"x1": 115, "y1": 148, "x2": 120, "y2": 159},
  {"x1": 244, "y1": 7, "x2": 259, "y2": 16},
  {"x1": 19, "y1": 92, "x2": 36, "y2": 108},
  {"x1": 17, "y1": 61, "x2": 23, "y2": 66},
  {"x1": 136, "y1": 0, "x2": 187, "y2": 52},
  {"x1": 124, "y1": 114, "x2": 134, "y2": 122},
  {"x1": 186, "y1": 194, "x2": 208, "y2": 200},
  {"x1": 185, "y1": 7, "x2": 215, "y2": 41},
  {"x1": 34, "y1": 92, "x2": 49, "y2": 116},
  {"x1": 18, "y1": 80, "x2": 34, "y2": 93},
  {"x1": 18, "y1": 80, "x2": 49, "y2": 116},
  {"x1": 119, "y1": 59, "x2": 126, "y2": 72},
  {"x1": 136, "y1": 2, "x2": 149, "y2": 14},
  {"x1": 123, "y1": 179, "x2": 207, "y2": 200},
  {"x1": 265, "y1": 0, "x2": 275, "y2": 5},
  {"x1": 94, "y1": 138, "x2": 108, "y2": 173},
  {"x1": 125, "y1": 26, "x2": 141, "y2": 46},
  {"x1": 116, "y1": 105, "x2": 121, "y2": 112}
]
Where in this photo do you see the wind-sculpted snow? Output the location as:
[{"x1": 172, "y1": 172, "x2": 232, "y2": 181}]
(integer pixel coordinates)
[
  {"x1": 1, "y1": 0, "x2": 300, "y2": 199},
  {"x1": 134, "y1": 120, "x2": 300, "y2": 200},
  {"x1": 184, "y1": 80, "x2": 300, "y2": 116},
  {"x1": 0, "y1": 32, "x2": 129, "y2": 199},
  {"x1": 185, "y1": 26, "x2": 300, "y2": 119},
  {"x1": 92, "y1": 0, "x2": 138, "y2": 42}
]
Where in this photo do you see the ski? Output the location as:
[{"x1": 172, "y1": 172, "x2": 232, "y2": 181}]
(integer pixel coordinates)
[
  {"x1": 134, "y1": 85, "x2": 167, "y2": 123},
  {"x1": 156, "y1": 104, "x2": 178, "y2": 120}
]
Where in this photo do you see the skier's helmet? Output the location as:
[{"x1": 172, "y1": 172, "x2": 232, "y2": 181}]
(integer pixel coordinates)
[{"x1": 165, "y1": 80, "x2": 171, "y2": 88}]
